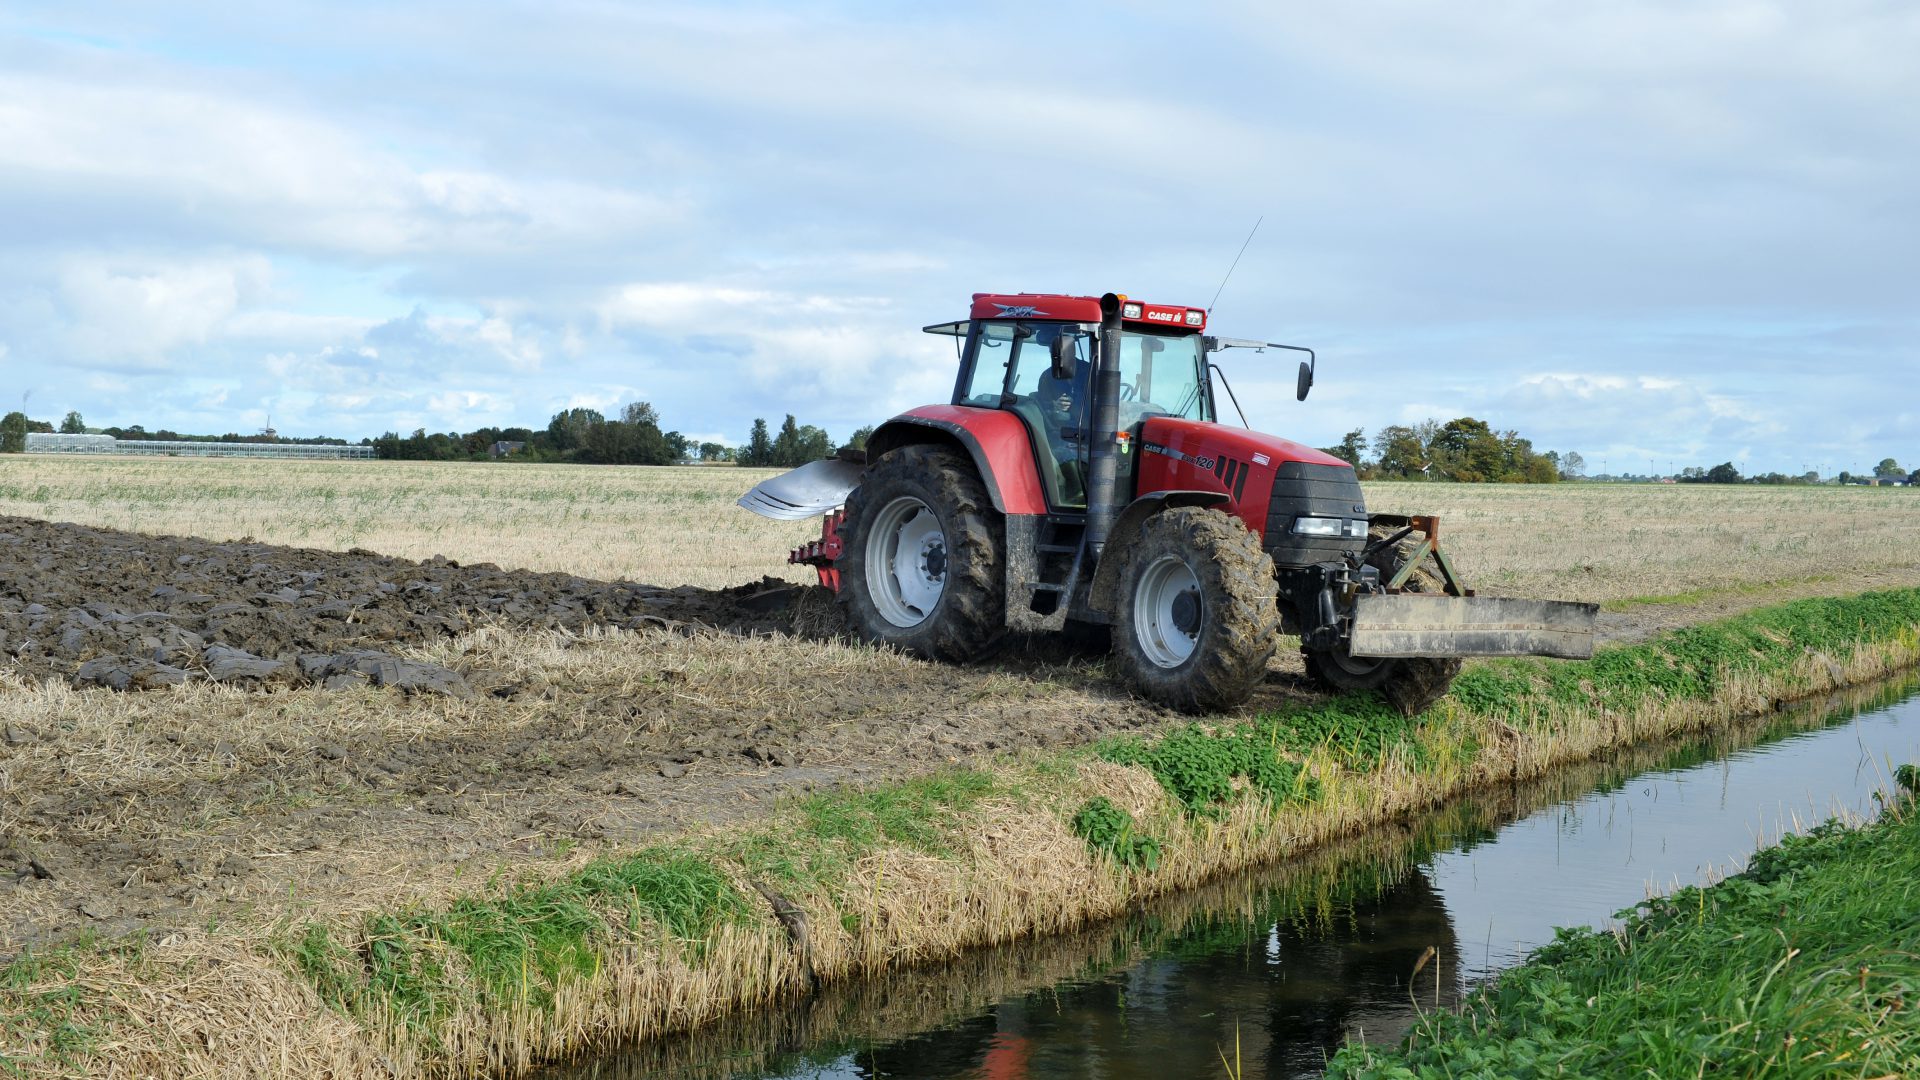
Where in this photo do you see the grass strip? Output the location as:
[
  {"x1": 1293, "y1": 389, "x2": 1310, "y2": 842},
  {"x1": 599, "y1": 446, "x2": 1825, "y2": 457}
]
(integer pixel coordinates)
[
  {"x1": 1328, "y1": 792, "x2": 1920, "y2": 1078},
  {"x1": 1599, "y1": 572, "x2": 1844, "y2": 612}
]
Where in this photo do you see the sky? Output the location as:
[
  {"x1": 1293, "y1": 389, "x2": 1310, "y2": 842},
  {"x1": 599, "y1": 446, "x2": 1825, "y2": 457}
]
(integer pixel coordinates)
[{"x1": 1, "y1": 1, "x2": 1915, "y2": 475}]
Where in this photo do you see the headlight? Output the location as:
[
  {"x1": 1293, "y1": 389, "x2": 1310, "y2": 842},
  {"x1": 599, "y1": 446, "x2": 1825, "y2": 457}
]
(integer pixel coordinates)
[{"x1": 1293, "y1": 516, "x2": 1370, "y2": 538}]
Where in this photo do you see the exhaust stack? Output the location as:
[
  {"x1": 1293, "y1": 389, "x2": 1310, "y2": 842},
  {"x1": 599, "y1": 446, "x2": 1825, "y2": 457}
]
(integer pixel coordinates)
[{"x1": 1085, "y1": 292, "x2": 1126, "y2": 554}]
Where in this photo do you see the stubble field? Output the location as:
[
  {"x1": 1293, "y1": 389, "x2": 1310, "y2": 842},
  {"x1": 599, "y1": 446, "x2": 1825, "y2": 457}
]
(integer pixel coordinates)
[{"x1": 3, "y1": 453, "x2": 1920, "y2": 965}]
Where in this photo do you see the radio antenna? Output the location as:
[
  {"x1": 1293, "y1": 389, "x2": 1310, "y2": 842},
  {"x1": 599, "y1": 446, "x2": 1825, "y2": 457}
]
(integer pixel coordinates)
[{"x1": 1206, "y1": 216, "x2": 1262, "y2": 314}]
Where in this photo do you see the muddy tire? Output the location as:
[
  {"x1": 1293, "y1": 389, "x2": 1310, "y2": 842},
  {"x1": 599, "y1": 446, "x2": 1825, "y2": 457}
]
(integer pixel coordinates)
[
  {"x1": 1303, "y1": 526, "x2": 1462, "y2": 717},
  {"x1": 838, "y1": 444, "x2": 1005, "y2": 662},
  {"x1": 1113, "y1": 507, "x2": 1281, "y2": 713}
]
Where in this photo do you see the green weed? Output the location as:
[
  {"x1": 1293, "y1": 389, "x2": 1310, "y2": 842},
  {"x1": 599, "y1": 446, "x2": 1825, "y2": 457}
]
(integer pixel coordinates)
[
  {"x1": 1099, "y1": 723, "x2": 1320, "y2": 818},
  {"x1": 0, "y1": 937, "x2": 143, "y2": 1074},
  {"x1": 795, "y1": 769, "x2": 1000, "y2": 857},
  {"x1": 1070, "y1": 797, "x2": 1161, "y2": 871},
  {"x1": 290, "y1": 849, "x2": 751, "y2": 1021}
]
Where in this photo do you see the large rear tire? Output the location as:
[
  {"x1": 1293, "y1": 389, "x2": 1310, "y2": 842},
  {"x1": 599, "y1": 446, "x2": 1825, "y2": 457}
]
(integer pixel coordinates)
[
  {"x1": 1113, "y1": 508, "x2": 1281, "y2": 713},
  {"x1": 1302, "y1": 526, "x2": 1462, "y2": 717},
  {"x1": 838, "y1": 444, "x2": 1005, "y2": 662}
]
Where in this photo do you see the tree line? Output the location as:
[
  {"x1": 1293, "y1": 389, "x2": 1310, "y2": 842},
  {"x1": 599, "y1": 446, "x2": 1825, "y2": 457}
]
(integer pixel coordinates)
[
  {"x1": 370, "y1": 403, "x2": 871, "y2": 466},
  {"x1": 8, "y1": 403, "x2": 1911, "y2": 486},
  {"x1": 1318, "y1": 418, "x2": 1571, "y2": 483},
  {"x1": 1679, "y1": 459, "x2": 1918, "y2": 486}
]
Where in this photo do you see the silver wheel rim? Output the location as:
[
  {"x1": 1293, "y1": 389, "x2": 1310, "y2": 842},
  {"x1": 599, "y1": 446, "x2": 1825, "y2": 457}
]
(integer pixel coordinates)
[
  {"x1": 866, "y1": 495, "x2": 946, "y2": 628},
  {"x1": 1133, "y1": 553, "x2": 1202, "y2": 668}
]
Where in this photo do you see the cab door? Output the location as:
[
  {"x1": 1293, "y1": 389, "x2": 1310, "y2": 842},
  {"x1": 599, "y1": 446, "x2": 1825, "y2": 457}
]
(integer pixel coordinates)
[{"x1": 954, "y1": 320, "x2": 1092, "y2": 511}]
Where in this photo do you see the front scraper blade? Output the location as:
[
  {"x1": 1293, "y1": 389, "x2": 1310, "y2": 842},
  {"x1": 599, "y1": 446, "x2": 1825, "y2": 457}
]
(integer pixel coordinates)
[
  {"x1": 736, "y1": 457, "x2": 866, "y2": 520},
  {"x1": 1349, "y1": 594, "x2": 1599, "y2": 660}
]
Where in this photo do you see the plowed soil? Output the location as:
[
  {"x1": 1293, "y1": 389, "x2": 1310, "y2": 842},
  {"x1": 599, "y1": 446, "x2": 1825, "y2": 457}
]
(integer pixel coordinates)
[
  {"x1": 0, "y1": 516, "x2": 802, "y2": 692},
  {"x1": 0, "y1": 517, "x2": 1200, "y2": 952}
]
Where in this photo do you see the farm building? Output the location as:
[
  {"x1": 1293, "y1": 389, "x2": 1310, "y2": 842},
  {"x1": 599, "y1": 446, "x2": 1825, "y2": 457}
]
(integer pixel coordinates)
[{"x1": 24, "y1": 433, "x2": 375, "y2": 459}]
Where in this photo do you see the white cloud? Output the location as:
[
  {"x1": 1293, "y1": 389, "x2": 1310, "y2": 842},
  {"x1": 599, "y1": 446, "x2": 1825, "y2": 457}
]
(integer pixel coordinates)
[
  {"x1": 54, "y1": 254, "x2": 269, "y2": 364},
  {"x1": 426, "y1": 390, "x2": 512, "y2": 416}
]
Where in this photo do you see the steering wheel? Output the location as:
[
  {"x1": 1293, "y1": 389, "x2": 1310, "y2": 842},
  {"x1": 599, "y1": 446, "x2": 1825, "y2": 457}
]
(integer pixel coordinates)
[{"x1": 1119, "y1": 381, "x2": 1138, "y2": 401}]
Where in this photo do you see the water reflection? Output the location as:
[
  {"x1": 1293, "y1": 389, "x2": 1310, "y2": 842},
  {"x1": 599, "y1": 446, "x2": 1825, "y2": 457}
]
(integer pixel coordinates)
[{"x1": 544, "y1": 675, "x2": 1920, "y2": 1080}]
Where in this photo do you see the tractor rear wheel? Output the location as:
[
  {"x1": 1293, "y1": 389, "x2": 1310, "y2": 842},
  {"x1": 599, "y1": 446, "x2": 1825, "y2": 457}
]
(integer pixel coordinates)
[
  {"x1": 838, "y1": 444, "x2": 1005, "y2": 662},
  {"x1": 1302, "y1": 526, "x2": 1462, "y2": 716},
  {"x1": 1113, "y1": 507, "x2": 1281, "y2": 713}
]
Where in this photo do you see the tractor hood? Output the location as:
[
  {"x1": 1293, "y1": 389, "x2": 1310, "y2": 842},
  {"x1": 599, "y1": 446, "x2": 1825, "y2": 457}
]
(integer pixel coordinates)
[
  {"x1": 1136, "y1": 416, "x2": 1352, "y2": 475},
  {"x1": 1135, "y1": 416, "x2": 1367, "y2": 569}
]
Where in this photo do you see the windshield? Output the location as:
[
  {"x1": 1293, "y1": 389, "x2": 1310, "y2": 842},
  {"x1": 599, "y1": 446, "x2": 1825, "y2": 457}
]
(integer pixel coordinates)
[
  {"x1": 1117, "y1": 331, "x2": 1210, "y2": 423},
  {"x1": 958, "y1": 323, "x2": 1210, "y2": 424}
]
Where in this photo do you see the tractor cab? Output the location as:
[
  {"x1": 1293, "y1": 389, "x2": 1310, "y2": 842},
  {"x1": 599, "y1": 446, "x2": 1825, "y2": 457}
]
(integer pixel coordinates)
[{"x1": 925, "y1": 293, "x2": 1215, "y2": 512}]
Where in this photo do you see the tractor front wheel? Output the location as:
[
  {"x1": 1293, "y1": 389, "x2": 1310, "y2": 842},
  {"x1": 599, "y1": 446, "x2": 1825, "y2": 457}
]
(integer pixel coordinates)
[
  {"x1": 838, "y1": 444, "x2": 1005, "y2": 662},
  {"x1": 1113, "y1": 507, "x2": 1281, "y2": 713},
  {"x1": 1302, "y1": 526, "x2": 1462, "y2": 716}
]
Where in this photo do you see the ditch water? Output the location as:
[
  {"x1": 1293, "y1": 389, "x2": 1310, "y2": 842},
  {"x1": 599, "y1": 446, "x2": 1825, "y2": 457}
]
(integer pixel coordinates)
[{"x1": 548, "y1": 673, "x2": 1920, "y2": 1080}]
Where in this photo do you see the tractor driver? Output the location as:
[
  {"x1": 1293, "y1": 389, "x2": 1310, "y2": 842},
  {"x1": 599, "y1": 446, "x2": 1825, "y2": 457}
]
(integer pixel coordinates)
[{"x1": 1031, "y1": 329, "x2": 1089, "y2": 505}]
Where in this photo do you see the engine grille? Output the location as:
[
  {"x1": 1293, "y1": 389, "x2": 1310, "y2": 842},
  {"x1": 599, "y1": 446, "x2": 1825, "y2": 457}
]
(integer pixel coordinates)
[{"x1": 1263, "y1": 461, "x2": 1367, "y2": 568}]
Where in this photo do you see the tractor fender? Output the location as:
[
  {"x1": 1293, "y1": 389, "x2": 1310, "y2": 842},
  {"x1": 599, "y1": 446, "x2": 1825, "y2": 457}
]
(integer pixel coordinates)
[
  {"x1": 1087, "y1": 490, "x2": 1232, "y2": 614},
  {"x1": 865, "y1": 406, "x2": 1048, "y2": 515}
]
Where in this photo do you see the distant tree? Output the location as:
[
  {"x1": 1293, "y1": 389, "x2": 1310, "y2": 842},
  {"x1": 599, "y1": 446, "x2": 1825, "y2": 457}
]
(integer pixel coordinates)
[
  {"x1": 1874, "y1": 457, "x2": 1903, "y2": 480},
  {"x1": 545, "y1": 408, "x2": 604, "y2": 455},
  {"x1": 1322, "y1": 428, "x2": 1367, "y2": 469},
  {"x1": 59, "y1": 410, "x2": 85, "y2": 434},
  {"x1": 0, "y1": 411, "x2": 25, "y2": 453},
  {"x1": 846, "y1": 425, "x2": 875, "y2": 451},
  {"x1": 1801, "y1": 470, "x2": 1820, "y2": 484},
  {"x1": 1909, "y1": 469, "x2": 1920, "y2": 487},
  {"x1": 743, "y1": 419, "x2": 773, "y2": 467},
  {"x1": 794, "y1": 424, "x2": 832, "y2": 464},
  {"x1": 697, "y1": 441, "x2": 728, "y2": 462},
  {"x1": 1430, "y1": 417, "x2": 1505, "y2": 482},
  {"x1": 1371, "y1": 425, "x2": 1426, "y2": 478},
  {"x1": 1838, "y1": 471, "x2": 1853, "y2": 485},
  {"x1": 1561, "y1": 451, "x2": 1585, "y2": 479},
  {"x1": 770, "y1": 414, "x2": 802, "y2": 467},
  {"x1": 1705, "y1": 461, "x2": 1743, "y2": 484}
]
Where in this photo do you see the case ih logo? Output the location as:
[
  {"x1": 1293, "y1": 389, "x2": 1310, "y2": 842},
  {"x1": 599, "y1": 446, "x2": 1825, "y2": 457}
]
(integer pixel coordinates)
[
  {"x1": 1144, "y1": 442, "x2": 1215, "y2": 471},
  {"x1": 1145, "y1": 310, "x2": 1179, "y2": 322},
  {"x1": 993, "y1": 304, "x2": 1049, "y2": 317}
]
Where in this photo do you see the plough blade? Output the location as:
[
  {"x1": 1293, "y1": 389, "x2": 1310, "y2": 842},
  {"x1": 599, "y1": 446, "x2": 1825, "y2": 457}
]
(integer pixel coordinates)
[
  {"x1": 1349, "y1": 594, "x2": 1599, "y2": 660},
  {"x1": 737, "y1": 458, "x2": 865, "y2": 520}
]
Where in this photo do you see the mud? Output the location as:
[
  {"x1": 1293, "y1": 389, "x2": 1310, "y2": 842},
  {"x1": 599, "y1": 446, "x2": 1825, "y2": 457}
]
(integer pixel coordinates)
[{"x1": 0, "y1": 516, "x2": 802, "y2": 693}]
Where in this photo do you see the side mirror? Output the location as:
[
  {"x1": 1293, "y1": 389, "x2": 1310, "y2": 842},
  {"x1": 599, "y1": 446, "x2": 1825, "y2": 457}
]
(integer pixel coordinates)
[
  {"x1": 1296, "y1": 359, "x2": 1313, "y2": 401},
  {"x1": 1049, "y1": 334, "x2": 1077, "y2": 380}
]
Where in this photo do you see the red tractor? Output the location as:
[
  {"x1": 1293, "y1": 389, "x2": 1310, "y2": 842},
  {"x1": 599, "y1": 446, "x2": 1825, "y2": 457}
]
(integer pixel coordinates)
[{"x1": 742, "y1": 291, "x2": 1595, "y2": 714}]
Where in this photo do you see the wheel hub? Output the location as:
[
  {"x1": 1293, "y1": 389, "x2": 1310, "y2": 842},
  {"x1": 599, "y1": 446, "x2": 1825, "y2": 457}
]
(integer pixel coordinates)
[
  {"x1": 866, "y1": 495, "x2": 947, "y2": 628},
  {"x1": 1133, "y1": 553, "x2": 1203, "y2": 668},
  {"x1": 1169, "y1": 590, "x2": 1200, "y2": 636}
]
